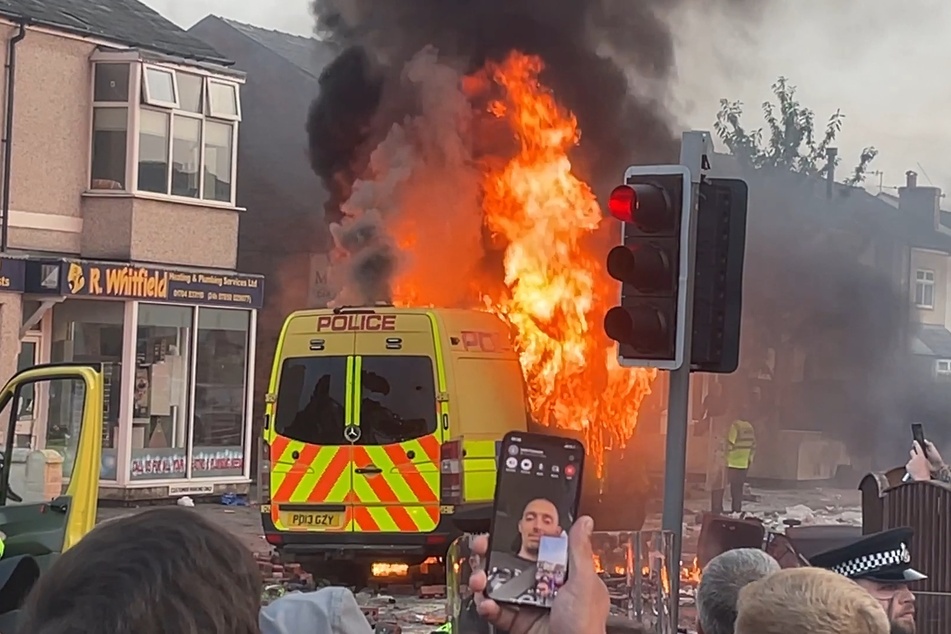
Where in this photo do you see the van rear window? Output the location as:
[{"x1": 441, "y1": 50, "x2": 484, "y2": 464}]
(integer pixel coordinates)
[
  {"x1": 358, "y1": 356, "x2": 437, "y2": 445},
  {"x1": 274, "y1": 356, "x2": 347, "y2": 445}
]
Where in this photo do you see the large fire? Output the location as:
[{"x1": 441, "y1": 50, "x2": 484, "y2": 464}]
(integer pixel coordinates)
[{"x1": 392, "y1": 52, "x2": 657, "y2": 466}]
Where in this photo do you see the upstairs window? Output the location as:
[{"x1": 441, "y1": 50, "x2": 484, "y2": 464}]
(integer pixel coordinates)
[
  {"x1": 915, "y1": 269, "x2": 935, "y2": 309},
  {"x1": 89, "y1": 60, "x2": 242, "y2": 206}
]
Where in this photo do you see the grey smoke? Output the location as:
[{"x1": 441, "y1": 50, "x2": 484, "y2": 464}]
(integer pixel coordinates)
[
  {"x1": 307, "y1": 0, "x2": 765, "y2": 305},
  {"x1": 327, "y1": 47, "x2": 482, "y2": 307}
]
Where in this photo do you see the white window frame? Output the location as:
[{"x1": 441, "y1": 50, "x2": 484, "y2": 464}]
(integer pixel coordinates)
[
  {"x1": 141, "y1": 64, "x2": 180, "y2": 110},
  {"x1": 936, "y1": 359, "x2": 951, "y2": 376},
  {"x1": 169, "y1": 111, "x2": 205, "y2": 199},
  {"x1": 88, "y1": 62, "x2": 137, "y2": 192},
  {"x1": 206, "y1": 79, "x2": 242, "y2": 122},
  {"x1": 915, "y1": 269, "x2": 935, "y2": 309},
  {"x1": 87, "y1": 56, "x2": 242, "y2": 207}
]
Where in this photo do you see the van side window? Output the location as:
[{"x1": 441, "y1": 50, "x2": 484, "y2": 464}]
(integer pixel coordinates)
[
  {"x1": 275, "y1": 357, "x2": 347, "y2": 445},
  {"x1": 358, "y1": 356, "x2": 436, "y2": 445}
]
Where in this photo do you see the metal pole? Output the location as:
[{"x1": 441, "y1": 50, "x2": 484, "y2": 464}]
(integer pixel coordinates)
[{"x1": 661, "y1": 130, "x2": 710, "y2": 624}]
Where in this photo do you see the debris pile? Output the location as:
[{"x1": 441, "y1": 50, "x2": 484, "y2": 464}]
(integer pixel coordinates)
[{"x1": 256, "y1": 552, "x2": 317, "y2": 604}]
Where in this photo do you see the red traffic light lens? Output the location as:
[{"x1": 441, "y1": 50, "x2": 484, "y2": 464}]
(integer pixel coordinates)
[{"x1": 608, "y1": 185, "x2": 636, "y2": 223}]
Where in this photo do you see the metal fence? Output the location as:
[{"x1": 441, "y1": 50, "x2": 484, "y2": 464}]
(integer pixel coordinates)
[{"x1": 861, "y1": 475, "x2": 951, "y2": 634}]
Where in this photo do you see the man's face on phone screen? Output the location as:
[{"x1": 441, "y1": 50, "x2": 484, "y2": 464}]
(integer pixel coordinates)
[{"x1": 517, "y1": 498, "x2": 560, "y2": 559}]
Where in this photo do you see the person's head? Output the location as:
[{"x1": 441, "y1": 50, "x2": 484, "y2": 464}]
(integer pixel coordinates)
[
  {"x1": 854, "y1": 578, "x2": 916, "y2": 634},
  {"x1": 517, "y1": 497, "x2": 560, "y2": 558},
  {"x1": 809, "y1": 527, "x2": 923, "y2": 634},
  {"x1": 20, "y1": 507, "x2": 262, "y2": 634},
  {"x1": 695, "y1": 548, "x2": 781, "y2": 634},
  {"x1": 535, "y1": 579, "x2": 551, "y2": 597},
  {"x1": 735, "y1": 568, "x2": 889, "y2": 634}
]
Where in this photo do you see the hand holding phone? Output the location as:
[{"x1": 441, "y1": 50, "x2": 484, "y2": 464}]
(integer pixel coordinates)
[{"x1": 483, "y1": 432, "x2": 585, "y2": 610}]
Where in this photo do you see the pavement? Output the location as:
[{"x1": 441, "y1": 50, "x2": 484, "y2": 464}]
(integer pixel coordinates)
[{"x1": 94, "y1": 485, "x2": 864, "y2": 633}]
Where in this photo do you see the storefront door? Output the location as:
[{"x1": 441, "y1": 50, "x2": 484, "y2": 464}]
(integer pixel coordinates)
[{"x1": 15, "y1": 334, "x2": 42, "y2": 448}]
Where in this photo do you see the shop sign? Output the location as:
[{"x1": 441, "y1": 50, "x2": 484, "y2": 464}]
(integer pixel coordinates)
[
  {"x1": 62, "y1": 260, "x2": 264, "y2": 309},
  {"x1": 168, "y1": 484, "x2": 215, "y2": 496},
  {"x1": 0, "y1": 256, "x2": 26, "y2": 292},
  {"x1": 309, "y1": 252, "x2": 334, "y2": 307},
  {"x1": 129, "y1": 447, "x2": 245, "y2": 481}
]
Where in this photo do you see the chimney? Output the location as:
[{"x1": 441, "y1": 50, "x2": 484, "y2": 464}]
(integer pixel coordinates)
[
  {"x1": 898, "y1": 170, "x2": 941, "y2": 231},
  {"x1": 826, "y1": 147, "x2": 837, "y2": 198}
]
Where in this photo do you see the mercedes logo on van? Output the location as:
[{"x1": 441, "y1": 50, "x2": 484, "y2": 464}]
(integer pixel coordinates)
[{"x1": 344, "y1": 426, "x2": 361, "y2": 443}]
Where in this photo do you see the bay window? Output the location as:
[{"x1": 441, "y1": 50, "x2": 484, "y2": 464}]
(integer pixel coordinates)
[{"x1": 89, "y1": 57, "x2": 242, "y2": 205}]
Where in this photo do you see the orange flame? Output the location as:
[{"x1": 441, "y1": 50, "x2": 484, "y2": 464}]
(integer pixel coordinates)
[
  {"x1": 371, "y1": 562, "x2": 409, "y2": 577},
  {"x1": 594, "y1": 554, "x2": 702, "y2": 587},
  {"x1": 394, "y1": 52, "x2": 657, "y2": 467},
  {"x1": 680, "y1": 556, "x2": 702, "y2": 586}
]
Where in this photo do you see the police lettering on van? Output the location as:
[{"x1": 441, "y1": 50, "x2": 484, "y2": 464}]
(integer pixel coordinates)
[{"x1": 316, "y1": 314, "x2": 397, "y2": 332}]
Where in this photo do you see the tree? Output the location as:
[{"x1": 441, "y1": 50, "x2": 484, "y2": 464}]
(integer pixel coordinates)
[{"x1": 714, "y1": 77, "x2": 878, "y2": 187}]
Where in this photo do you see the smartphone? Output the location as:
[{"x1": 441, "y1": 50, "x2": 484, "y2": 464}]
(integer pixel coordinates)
[
  {"x1": 483, "y1": 431, "x2": 585, "y2": 609},
  {"x1": 912, "y1": 423, "x2": 928, "y2": 456}
]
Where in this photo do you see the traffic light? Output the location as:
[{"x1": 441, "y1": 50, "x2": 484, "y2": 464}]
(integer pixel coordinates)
[
  {"x1": 603, "y1": 165, "x2": 691, "y2": 370},
  {"x1": 691, "y1": 178, "x2": 748, "y2": 373}
]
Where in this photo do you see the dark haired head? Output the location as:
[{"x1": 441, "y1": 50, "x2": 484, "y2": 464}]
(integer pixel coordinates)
[{"x1": 20, "y1": 507, "x2": 261, "y2": 634}]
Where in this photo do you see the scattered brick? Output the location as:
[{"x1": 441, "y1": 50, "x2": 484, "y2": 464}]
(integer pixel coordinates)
[
  {"x1": 418, "y1": 584, "x2": 446, "y2": 599},
  {"x1": 360, "y1": 605, "x2": 380, "y2": 622}
]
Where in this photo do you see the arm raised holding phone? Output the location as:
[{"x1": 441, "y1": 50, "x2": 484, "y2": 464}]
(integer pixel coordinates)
[{"x1": 906, "y1": 439, "x2": 951, "y2": 484}]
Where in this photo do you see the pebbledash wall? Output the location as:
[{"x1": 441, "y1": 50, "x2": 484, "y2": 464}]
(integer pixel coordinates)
[{"x1": 1, "y1": 254, "x2": 264, "y2": 500}]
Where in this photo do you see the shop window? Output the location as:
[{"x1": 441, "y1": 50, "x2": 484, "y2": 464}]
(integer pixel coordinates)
[
  {"x1": 193, "y1": 308, "x2": 249, "y2": 477},
  {"x1": 129, "y1": 304, "x2": 192, "y2": 481},
  {"x1": 0, "y1": 376, "x2": 86, "y2": 504},
  {"x1": 51, "y1": 300, "x2": 124, "y2": 480},
  {"x1": 357, "y1": 356, "x2": 437, "y2": 445},
  {"x1": 274, "y1": 357, "x2": 348, "y2": 445},
  {"x1": 14, "y1": 339, "x2": 39, "y2": 448}
]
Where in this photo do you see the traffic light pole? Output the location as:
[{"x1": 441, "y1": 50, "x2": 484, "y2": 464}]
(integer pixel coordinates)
[{"x1": 662, "y1": 130, "x2": 711, "y2": 623}]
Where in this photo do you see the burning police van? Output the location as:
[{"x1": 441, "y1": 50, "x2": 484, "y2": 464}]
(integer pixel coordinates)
[{"x1": 260, "y1": 305, "x2": 530, "y2": 582}]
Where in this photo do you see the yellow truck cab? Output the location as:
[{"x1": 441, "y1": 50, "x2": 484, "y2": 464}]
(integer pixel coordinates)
[
  {"x1": 0, "y1": 363, "x2": 104, "y2": 629},
  {"x1": 261, "y1": 306, "x2": 529, "y2": 570}
]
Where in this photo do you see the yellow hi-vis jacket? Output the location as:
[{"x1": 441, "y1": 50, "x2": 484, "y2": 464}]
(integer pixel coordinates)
[{"x1": 726, "y1": 419, "x2": 756, "y2": 469}]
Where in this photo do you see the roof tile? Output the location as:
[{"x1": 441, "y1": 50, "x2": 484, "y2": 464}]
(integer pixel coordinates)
[{"x1": 1, "y1": 0, "x2": 227, "y2": 63}]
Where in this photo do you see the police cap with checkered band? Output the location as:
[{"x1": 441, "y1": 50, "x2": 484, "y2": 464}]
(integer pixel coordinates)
[{"x1": 808, "y1": 527, "x2": 926, "y2": 583}]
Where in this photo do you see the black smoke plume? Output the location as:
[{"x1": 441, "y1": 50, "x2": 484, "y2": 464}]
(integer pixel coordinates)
[{"x1": 305, "y1": 0, "x2": 761, "y2": 304}]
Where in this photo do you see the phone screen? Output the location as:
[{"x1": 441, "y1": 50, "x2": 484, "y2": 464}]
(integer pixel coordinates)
[
  {"x1": 912, "y1": 423, "x2": 926, "y2": 451},
  {"x1": 484, "y1": 431, "x2": 585, "y2": 609}
]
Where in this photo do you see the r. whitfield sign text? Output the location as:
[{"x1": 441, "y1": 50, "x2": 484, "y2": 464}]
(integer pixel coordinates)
[{"x1": 65, "y1": 261, "x2": 263, "y2": 308}]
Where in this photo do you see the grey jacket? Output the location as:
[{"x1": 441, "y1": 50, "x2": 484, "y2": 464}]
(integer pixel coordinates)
[{"x1": 260, "y1": 588, "x2": 372, "y2": 634}]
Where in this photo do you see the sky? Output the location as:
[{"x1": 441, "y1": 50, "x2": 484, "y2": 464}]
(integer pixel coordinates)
[{"x1": 144, "y1": 0, "x2": 951, "y2": 197}]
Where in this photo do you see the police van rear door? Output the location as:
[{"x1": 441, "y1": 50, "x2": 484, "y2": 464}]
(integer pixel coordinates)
[
  {"x1": 351, "y1": 310, "x2": 442, "y2": 534},
  {"x1": 268, "y1": 313, "x2": 356, "y2": 534}
]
